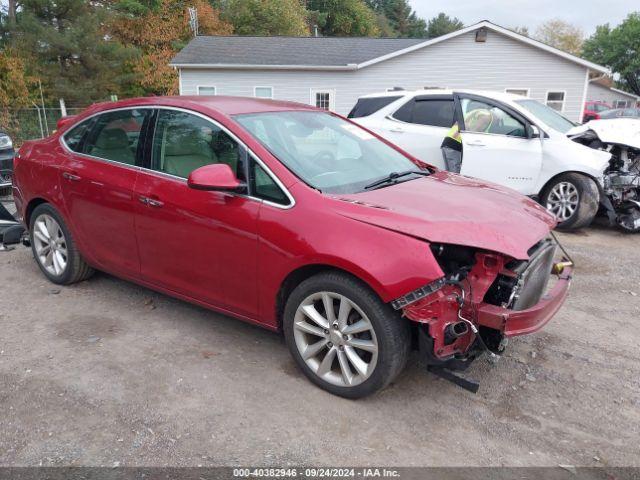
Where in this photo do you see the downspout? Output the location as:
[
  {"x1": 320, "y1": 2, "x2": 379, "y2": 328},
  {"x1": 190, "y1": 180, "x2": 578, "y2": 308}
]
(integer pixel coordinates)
[
  {"x1": 579, "y1": 69, "x2": 590, "y2": 123},
  {"x1": 178, "y1": 67, "x2": 183, "y2": 95}
]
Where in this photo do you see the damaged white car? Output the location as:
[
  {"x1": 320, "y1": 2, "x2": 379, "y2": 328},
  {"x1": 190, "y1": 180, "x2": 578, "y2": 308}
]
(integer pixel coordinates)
[
  {"x1": 568, "y1": 119, "x2": 640, "y2": 232},
  {"x1": 350, "y1": 89, "x2": 633, "y2": 231}
]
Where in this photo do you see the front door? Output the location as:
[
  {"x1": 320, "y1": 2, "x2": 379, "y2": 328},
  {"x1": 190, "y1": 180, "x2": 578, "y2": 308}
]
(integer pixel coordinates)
[
  {"x1": 58, "y1": 108, "x2": 152, "y2": 276},
  {"x1": 134, "y1": 108, "x2": 261, "y2": 317},
  {"x1": 456, "y1": 94, "x2": 542, "y2": 194}
]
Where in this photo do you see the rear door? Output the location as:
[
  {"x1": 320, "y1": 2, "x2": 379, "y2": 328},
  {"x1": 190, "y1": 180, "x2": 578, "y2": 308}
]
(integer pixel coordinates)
[
  {"x1": 59, "y1": 108, "x2": 152, "y2": 275},
  {"x1": 133, "y1": 108, "x2": 261, "y2": 316},
  {"x1": 377, "y1": 95, "x2": 455, "y2": 168},
  {"x1": 455, "y1": 93, "x2": 542, "y2": 194}
]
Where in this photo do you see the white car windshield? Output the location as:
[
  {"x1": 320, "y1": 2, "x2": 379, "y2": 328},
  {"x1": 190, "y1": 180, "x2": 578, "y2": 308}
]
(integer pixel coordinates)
[
  {"x1": 516, "y1": 99, "x2": 576, "y2": 133},
  {"x1": 235, "y1": 111, "x2": 426, "y2": 194}
]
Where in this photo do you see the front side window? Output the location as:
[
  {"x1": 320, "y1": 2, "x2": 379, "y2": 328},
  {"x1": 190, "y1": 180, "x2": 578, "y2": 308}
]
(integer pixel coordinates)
[
  {"x1": 546, "y1": 91, "x2": 565, "y2": 112},
  {"x1": 249, "y1": 158, "x2": 289, "y2": 205},
  {"x1": 84, "y1": 109, "x2": 150, "y2": 165},
  {"x1": 460, "y1": 98, "x2": 527, "y2": 137},
  {"x1": 235, "y1": 110, "x2": 423, "y2": 195},
  {"x1": 151, "y1": 110, "x2": 245, "y2": 180},
  {"x1": 63, "y1": 119, "x2": 93, "y2": 153}
]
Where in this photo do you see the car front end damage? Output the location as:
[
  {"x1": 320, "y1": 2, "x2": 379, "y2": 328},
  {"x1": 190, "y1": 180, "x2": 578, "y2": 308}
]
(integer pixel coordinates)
[{"x1": 392, "y1": 237, "x2": 572, "y2": 392}]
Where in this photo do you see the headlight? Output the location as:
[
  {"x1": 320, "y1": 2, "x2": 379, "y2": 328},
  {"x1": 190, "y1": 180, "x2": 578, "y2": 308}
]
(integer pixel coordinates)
[{"x1": 0, "y1": 135, "x2": 13, "y2": 149}]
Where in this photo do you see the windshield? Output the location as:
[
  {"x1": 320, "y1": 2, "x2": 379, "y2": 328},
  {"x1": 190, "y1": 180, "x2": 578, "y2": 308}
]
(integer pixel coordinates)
[
  {"x1": 235, "y1": 111, "x2": 424, "y2": 194},
  {"x1": 516, "y1": 99, "x2": 577, "y2": 133}
]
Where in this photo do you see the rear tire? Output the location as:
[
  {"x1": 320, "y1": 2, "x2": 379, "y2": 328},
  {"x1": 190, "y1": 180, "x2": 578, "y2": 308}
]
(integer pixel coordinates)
[
  {"x1": 29, "y1": 203, "x2": 94, "y2": 285},
  {"x1": 283, "y1": 271, "x2": 410, "y2": 399},
  {"x1": 540, "y1": 173, "x2": 599, "y2": 231}
]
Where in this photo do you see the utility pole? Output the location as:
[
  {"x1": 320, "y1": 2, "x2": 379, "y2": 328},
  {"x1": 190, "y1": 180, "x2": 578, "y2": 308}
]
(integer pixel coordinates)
[{"x1": 188, "y1": 7, "x2": 198, "y2": 37}]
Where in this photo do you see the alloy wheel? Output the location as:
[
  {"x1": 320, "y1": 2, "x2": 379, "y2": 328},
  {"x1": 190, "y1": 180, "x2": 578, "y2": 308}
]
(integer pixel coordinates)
[
  {"x1": 33, "y1": 214, "x2": 68, "y2": 276},
  {"x1": 547, "y1": 181, "x2": 579, "y2": 222},
  {"x1": 293, "y1": 291, "x2": 379, "y2": 387}
]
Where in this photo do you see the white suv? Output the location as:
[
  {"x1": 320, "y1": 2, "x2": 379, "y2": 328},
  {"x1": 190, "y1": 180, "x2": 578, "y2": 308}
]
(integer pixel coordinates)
[{"x1": 349, "y1": 89, "x2": 611, "y2": 230}]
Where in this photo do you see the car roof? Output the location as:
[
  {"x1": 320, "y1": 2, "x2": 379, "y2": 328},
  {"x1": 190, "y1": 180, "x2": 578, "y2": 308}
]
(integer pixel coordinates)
[
  {"x1": 358, "y1": 88, "x2": 526, "y2": 103},
  {"x1": 83, "y1": 95, "x2": 318, "y2": 117}
]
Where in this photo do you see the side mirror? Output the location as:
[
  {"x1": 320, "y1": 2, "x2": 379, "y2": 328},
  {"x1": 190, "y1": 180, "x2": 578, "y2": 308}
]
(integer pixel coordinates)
[{"x1": 187, "y1": 164, "x2": 246, "y2": 193}]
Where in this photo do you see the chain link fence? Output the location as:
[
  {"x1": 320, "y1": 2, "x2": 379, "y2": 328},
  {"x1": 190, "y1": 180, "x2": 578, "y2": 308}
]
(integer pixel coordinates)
[{"x1": 2, "y1": 107, "x2": 86, "y2": 147}]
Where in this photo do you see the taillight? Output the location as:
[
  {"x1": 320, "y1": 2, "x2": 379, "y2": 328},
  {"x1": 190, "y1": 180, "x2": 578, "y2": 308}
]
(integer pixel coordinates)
[{"x1": 594, "y1": 114, "x2": 601, "y2": 120}]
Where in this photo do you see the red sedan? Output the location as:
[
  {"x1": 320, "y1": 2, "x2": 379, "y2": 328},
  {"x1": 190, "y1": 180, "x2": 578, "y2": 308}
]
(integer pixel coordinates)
[{"x1": 13, "y1": 96, "x2": 572, "y2": 398}]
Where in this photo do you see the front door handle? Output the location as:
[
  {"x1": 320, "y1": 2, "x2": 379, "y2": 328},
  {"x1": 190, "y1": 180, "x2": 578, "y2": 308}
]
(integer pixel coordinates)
[
  {"x1": 62, "y1": 171, "x2": 81, "y2": 182},
  {"x1": 389, "y1": 127, "x2": 405, "y2": 133},
  {"x1": 139, "y1": 195, "x2": 164, "y2": 208}
]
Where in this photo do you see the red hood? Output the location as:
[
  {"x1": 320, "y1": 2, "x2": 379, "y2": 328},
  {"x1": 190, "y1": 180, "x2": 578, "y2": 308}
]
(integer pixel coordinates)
[{"x1": 327, "y1": 171, "x2": 556, "y2": 260}]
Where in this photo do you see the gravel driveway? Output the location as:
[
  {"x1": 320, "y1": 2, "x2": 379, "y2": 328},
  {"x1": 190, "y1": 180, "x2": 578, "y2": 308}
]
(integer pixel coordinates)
[{"x1": 1, "y1": 203, "x2": 639, "y2": 467}]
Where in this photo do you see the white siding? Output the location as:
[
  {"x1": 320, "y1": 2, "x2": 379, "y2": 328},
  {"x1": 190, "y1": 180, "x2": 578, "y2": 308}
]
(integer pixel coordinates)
[
  {"x1": 180, "y1": 30, "x2": 589, "y2": 121},
  {"x1": 587, "y1": 82, "x2": 639, "y2": 108}
]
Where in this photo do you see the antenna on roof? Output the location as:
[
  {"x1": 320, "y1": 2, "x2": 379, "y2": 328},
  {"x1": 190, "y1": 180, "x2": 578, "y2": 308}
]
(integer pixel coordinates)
[{"x1": 188, "y1": 7, "x2": 198, "y2": 37}]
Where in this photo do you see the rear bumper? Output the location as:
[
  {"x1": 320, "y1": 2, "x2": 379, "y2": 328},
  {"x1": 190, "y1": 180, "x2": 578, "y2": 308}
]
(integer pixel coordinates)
[{"x1": 475, "y1": 267, "x2": 573, "y2": 337}]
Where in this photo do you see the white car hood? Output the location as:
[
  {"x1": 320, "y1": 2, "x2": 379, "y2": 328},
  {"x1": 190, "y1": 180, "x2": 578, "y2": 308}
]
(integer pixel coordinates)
[{"x1": 568, "y1": 119, "x2": 640, "y2": 149}]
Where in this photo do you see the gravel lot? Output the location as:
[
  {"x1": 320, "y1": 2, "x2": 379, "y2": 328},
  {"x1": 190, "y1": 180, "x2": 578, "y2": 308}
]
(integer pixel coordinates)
[{"x1": 1, "y1": 195, "x2": 639, "y2": 467}]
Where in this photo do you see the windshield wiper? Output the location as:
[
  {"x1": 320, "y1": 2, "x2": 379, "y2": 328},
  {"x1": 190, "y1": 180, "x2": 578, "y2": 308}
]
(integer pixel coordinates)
[{"x1": 364, "y1": 170, "x2": 430, "y2": 190}]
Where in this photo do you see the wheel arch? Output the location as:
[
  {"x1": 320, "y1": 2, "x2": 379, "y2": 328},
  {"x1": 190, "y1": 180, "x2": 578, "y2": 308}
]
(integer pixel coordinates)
[
  {"x1": 275, "y1": 263, "x2": 386, "y2": 332},
  {"x1": 538, "y1": 170, "x2": 602, "y2": 199},
  {"x1": 24, "y1": 197, "x2": 49, "y2": 227}
]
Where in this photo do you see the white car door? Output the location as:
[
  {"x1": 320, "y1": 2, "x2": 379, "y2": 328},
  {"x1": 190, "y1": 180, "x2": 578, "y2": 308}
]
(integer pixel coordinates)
[
  {"x1": 457, "y1": 94, "x2": 542, "y2": 195},
  {"x1": 375, "y1": 95, "x2": 455, "y2": 169}
]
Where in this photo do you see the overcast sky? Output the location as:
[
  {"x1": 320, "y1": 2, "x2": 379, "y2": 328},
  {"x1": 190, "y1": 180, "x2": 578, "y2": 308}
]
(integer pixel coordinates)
[{"x1": 409, "y1": 0, "x2": 636, "y2": 35}]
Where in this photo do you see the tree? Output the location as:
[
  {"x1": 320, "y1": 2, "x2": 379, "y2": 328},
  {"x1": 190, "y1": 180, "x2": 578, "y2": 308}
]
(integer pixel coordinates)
[
  {"x1": 5, "y1": 0, "x2": 136, "y2": 106},
  {"x1": 535, "y1": 19, "x2": 583, "y2": 56},
  {"x1": 111, "y1": 0, "x2": 233, "y2": 96},
  {"x1": 307, "y1": 0, "x2": 379, "y2": 37},
  {"x1": 365, "y1": 0, "x2": 426, "y2": 37},
  {"x1": 583, "y1": 13, "x2": 640, "y2": 96},
  {"x1": 222, "y1": 0, "x2": 309, "y2": 36},
  {"x1": 426, "y1": 12, "x2": 463, "y2": 38},
  {"x1": 0, "y1": 49, "x2": 34, "y2": 140}
]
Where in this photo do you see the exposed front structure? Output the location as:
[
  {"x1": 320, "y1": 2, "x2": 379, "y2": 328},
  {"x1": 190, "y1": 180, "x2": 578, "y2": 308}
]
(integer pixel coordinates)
[{"x1": 172, "y1": 21, "x2": 608, "y2": 122}]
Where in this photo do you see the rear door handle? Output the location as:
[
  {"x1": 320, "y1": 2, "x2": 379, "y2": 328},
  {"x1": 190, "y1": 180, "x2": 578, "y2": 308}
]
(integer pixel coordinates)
[
  {"x1": 62, "y1": 171, "x2": 81, "y2": 182},
  {"x1": 466, "y1": 140, "x2": 486, "y2": 147},
  {"x1": 389, "y1": 127, "x2": 405, "y2": 133}
]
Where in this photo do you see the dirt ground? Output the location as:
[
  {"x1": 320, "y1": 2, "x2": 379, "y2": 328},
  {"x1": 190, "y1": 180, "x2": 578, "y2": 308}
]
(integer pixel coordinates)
[{"x1": 1, "y1": 196, "x2": 639, "y2": 467}]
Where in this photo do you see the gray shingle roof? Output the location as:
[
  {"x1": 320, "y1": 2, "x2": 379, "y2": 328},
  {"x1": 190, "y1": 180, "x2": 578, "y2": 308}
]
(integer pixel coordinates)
[{"x1": 170, "y1": 36, "x2": 427, "y2": 68}]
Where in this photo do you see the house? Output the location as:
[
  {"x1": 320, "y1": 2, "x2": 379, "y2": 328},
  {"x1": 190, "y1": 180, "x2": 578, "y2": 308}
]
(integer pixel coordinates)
[
  {"x1": 587, "y1": 78, "x2": 639, "y2": 108},
  {"x1": 171, "y1": 20, "x2": 609, "y2": 123}
]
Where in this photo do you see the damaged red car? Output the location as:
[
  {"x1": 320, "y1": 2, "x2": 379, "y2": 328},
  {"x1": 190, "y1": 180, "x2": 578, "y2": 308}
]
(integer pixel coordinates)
[{"x1": 12, "y1": 96, "x2": 573, "y2": 398}]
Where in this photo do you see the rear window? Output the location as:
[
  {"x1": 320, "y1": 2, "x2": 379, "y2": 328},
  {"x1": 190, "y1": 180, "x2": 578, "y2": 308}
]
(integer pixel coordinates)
[{"x1": 348, "y1": 96, "x2": 402, "y2": 118}]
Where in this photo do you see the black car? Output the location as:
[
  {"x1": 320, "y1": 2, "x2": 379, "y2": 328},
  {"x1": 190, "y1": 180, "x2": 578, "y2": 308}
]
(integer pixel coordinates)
[{"x1": 0, "y1": 130, "x2": 14, "y2": 192}]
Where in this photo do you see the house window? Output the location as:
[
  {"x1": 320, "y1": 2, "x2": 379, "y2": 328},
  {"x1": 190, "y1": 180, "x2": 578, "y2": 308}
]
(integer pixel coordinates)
[
  {"x1": 197, "y1": 86, "x2": 216, "y2": 96},
  {"x1": 310, "y1": 89, "x2": 335, "y2": 111},
  {"x1": 254, "y1": 87, "x2": 274, "y2": 99},
  {"x1": 505, "y1": 88, "x2": 529, "y2": 97},
  {"x1": 613, "y1": 100, "x2": 630, "y2": 108},
  {"x1": 546, "y1": 91, "x2": 565, "y2": 112}
]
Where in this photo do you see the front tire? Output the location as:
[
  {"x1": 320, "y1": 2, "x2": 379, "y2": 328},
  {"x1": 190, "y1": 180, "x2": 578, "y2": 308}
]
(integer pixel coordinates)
[
  {"x1": 540, "y1": 173, "x2": 599, "y2": 230},
  {"x1": 283, "y1": 271, "x2": 410, "y2": 399},
  {"x1": 29, "y1": 203, "x2": 94, "y2": 285}
]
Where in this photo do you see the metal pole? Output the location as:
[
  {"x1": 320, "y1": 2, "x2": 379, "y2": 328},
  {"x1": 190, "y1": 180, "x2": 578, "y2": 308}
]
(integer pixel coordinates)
[
  {"x1": 59, "y1": 98, "x2": 67, "y2": 117},
  {"x1": 38, "y1": 80, "x2": 49, "y2": 136},
  {"x1": 31, "y1": 102, "x2": 45, "y2": 139}
]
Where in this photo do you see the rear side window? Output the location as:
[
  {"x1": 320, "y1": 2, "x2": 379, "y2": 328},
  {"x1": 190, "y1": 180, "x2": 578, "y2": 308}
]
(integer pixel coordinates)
[
  {"x1": 63, "y1": 119, "x2": 93, "y2": 153},
  {"x1": 348, "y1": 96, "x2": 402, "y2": 118},
  {"x1": 392, "y1": 98, "x2": 455, "y2": 128},
  {"x1": 83, "y1": 109, "x2": 150, "y2": 165}
]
